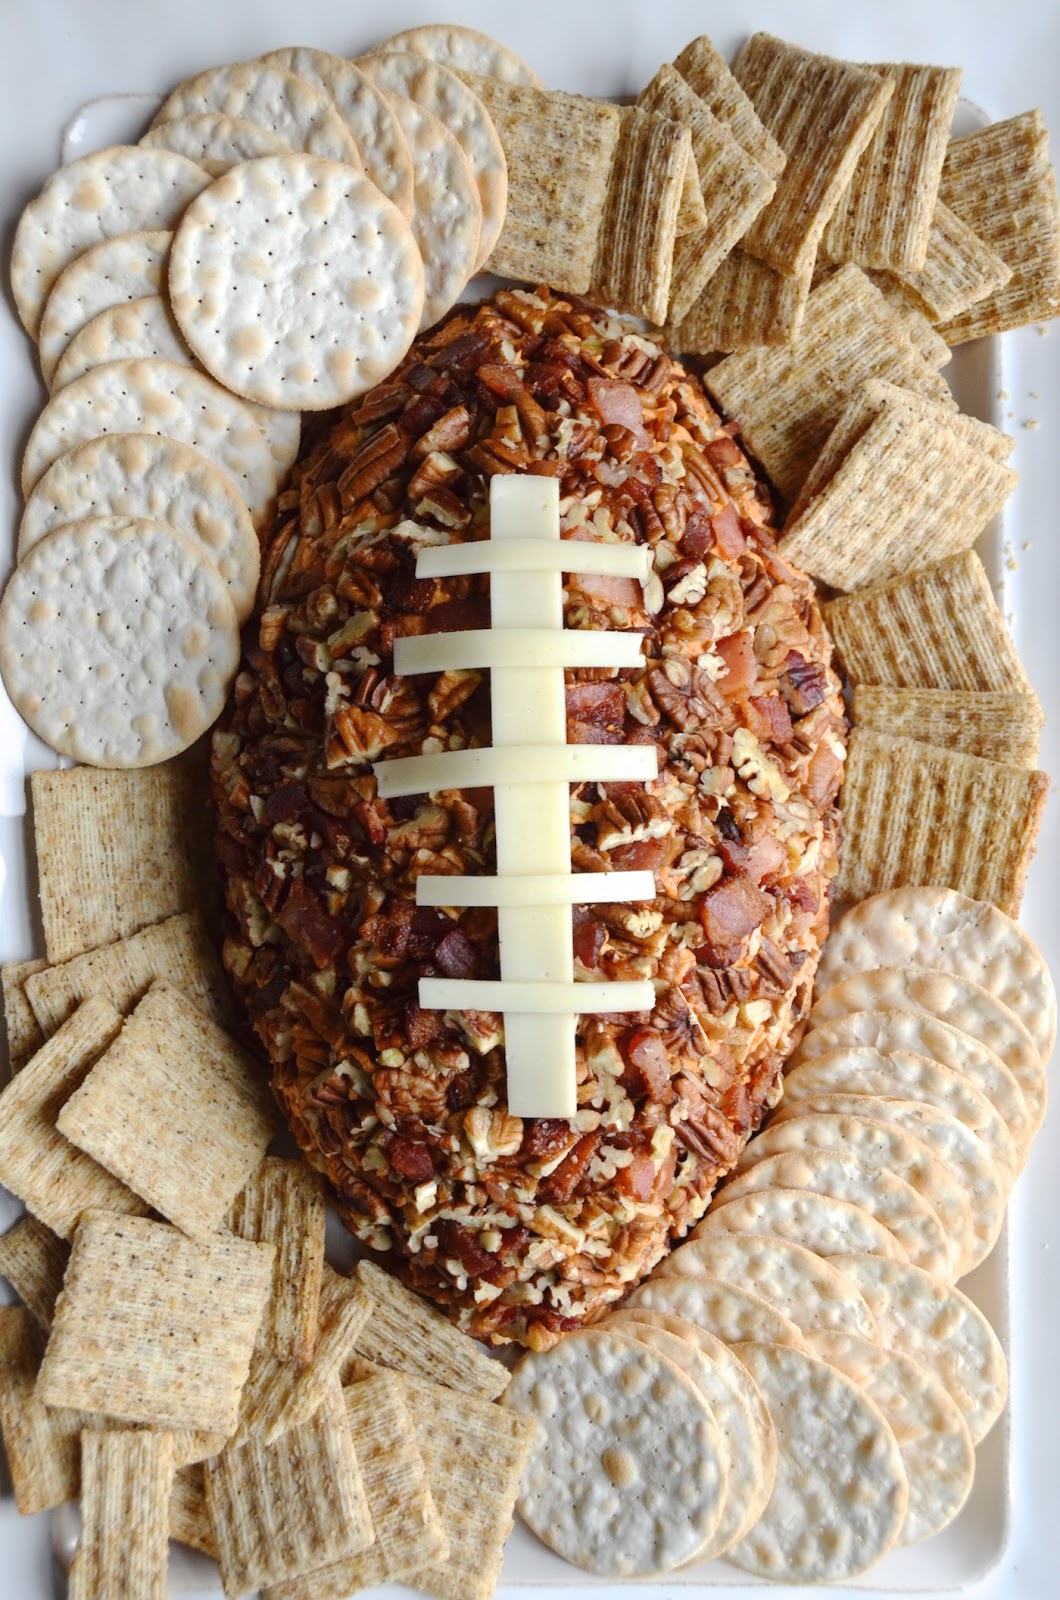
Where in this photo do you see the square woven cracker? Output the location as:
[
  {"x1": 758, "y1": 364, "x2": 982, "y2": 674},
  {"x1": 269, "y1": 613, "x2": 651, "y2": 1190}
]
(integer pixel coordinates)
[
  {"x1": 170, "y1": 1463, "x2": 217, "y2": 1557},
  {"x1": 352, "y1": 1259, "x2": 509, "y2": 1400},
  {"x1": 38, "y1": 1211, "x2": 273, "y2": 1434},
  {"x1": 823, "y1": 550, "x2": 1031, "y2": 692},
  {"x1": 0, "y1": 996, "x2": 144, "y2": 1238},
  {"x1": 705, "y1": 263, "x2": 955, "y2": 497},
  {"x1": 938, "y1": 110, "x2": 1060, "y2": 341},
  {"x1": 2, "y1": 957, "x2": 47, "y2": 1076},
  {"x1": 205, "y1": 1382, "x2": 373, "y2": 1596},
  {"x1": 872, "y1": 198, "x2": 1013, "y2": 323},
  {"x1": 70, "y1": 1429, "x2": 175, "y2": 1600},
  {"x1": 401, "y1": 1373, "x2": 538, "y2": 1600},
  {"x1": 779, "y1": 405, "x2": 1016, "y2": 590},
  {"x1": 731, "y1": 34, "x2": 894, "y2": 278},
  {"x1": 0, "y1": 1212, "x2": 70, "y2": 1327},
  {"x1": 0, "y1": 1305, "x2": 91, "y2": 1514},
  {"x1": 30, "y1": 761, "x2": 209, "y2": 965},
  {"x1": 57, "y1": 982, "x2": 277, "y2": 1242},
  {"x1": 25, "y1": 910, "x2": 233, "y2": 1039},
  {"x1": 672, "y1": 35, "x2": 786, "y2": 177},
  {"x1": 836, "y1": 728, "x2": 1049, "y2": 914},
  {"x1": 852, "y1": 686, "x2": 1044, "y2": 767},
  {"x1": 464, "y1": 78, "x2": 620, "y2": 292},
  {"x1": 821, "y1": 63, "x2": 962, "y2": 273},
  {"x1": 226, "y1": 1157, "x2": 326, "y2": 1362},
  {"x1": 589, "y1": 107, "x2": 690, "y2": 323},
  {"x1": 669, "y1": 248, "x2": 812, "y2": 351}
]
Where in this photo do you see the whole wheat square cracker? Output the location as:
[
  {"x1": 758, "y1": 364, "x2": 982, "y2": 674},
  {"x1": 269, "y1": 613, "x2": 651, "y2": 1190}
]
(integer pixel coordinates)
[
  {"x1": 669, "y1": 248, "x2": 812, "y2": 352},
  {"x1": 462, "y1": 77, "x2": 620, "y2": 292},
  {"x1": 731, "y1": 34, "x2": 894, "y2": 279},
  {"x1": 226, "y1": 1157, "x2": 326, "y2": 1363},
  {"x1": 170, "y1": 1463, "x2": 217, "y2": 1556},
  {"x1": 873, "y1": 199, "x2": 1013, "y2": 323},
  {"x1": 822, "y1": 63, "x2": 962, "y2": 273},
  {"x1": 589, "y1": 107, "x2": 690, "y2": 323},
  {"x1": 938, "y1": 109, "x2": 1060, "y2": 341},
  {"x1": 778, "y1": 406, "x2": 1016, "y2": 590},
  {"x1": 30, "y1": 762, "x2": 209, "y2": 965},
  {"x1": 352, "y1": 1259, "x2": 509, "y2": 1400},
  {"x1": 25, "y1": 909, "x2": 233, "y2": 1038},
  {"x1": 205, "y1": 1382, "x2": 373, "y2": 1597},
  {"x1": 403, "y1": 1373, "x2": 538, "y2": 1600},
  {"x1": 0, "y1": 1213, "x2": 70, "y2": 1327},
  {"x1": 0, "y1": 1305, "x2": 92, "y2": 1514},
  {"x1": 822, "y1": 550, "x2": 1031, "y2": 693},
  {"x1": 57, "y1": 983, "x2": 277, "y2": 1242},
  {"x1": 38, "y1": 1211, "x2": 273, "y2": 1434},
  {"x1": 852, "y1": 686, "x2": 1043, "y2": 767},
  {"x1": 672, "y1": 35, "x2": 786, "y2": 177},
  {"x1": 836, "y1": 729, "x2": 1048, "y2": 915},
  {"x1": 2, "y1": 957, "x2": 47, "y2": 1076},
  {"x1": 70, "y1": 1429, "x2": 175, "y2": 1600}
]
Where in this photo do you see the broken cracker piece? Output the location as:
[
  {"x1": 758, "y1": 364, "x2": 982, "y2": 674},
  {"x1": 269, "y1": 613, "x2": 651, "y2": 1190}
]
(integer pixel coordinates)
[
  {"x1": 170, "y1": 1463, "x2": 217, "y2": 1557},
  {"x1": 675, "y1": 139, "x2": 708, "y2": 235},
  {"x1": 0, "y1": 1212, "x2": 70, "y2": 1327},
  {"x1": 352, "y1": 1259, "x2": 509, "y2": 1400},
  {"x1": 2, "y1": 957, "x2": 47, "y2": 1076},
  {"x1": 70, "y1": 1429, "x2": 175, "y2": 1600},
  {"x1": 872, "y1": 199, "x2": 1013, "y2": 323},
  {"x1": 0, "y1": 1304, "x2": 91, "y2": 1514},
  {"x1": 669, "y1": 248, "x2": 811, "y2": 351},
  {"x1": 673, "y1": 34, "x2": 786, "y2": 177},
  {"x1": 226, "y1": 1156, "x2": 326, "y2": 1363},
  {"x1": 590, "y1": 106, "x2": 690, "y2": 323},
  {"x1": 851, "y1": 686, "x2": 1043, "y2": 768}
]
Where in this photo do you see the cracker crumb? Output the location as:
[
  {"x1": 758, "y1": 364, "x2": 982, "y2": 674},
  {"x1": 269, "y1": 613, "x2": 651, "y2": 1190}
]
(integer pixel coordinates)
[
  {"x1": 1022, "y1": 540, "x2": 1033, "y2": 551},
  {"x1": 996, "y1": 388, "x2": 1009, "y2": 401},
  {"x1": 1023, "y1": 419, "x2": 1041, "y2": 430}
]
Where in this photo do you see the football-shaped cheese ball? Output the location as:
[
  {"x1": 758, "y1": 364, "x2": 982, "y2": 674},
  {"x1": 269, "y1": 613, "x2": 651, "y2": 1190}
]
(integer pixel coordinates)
[{"x1": 212, "y1": 286, "x2": 846, "y2": 1349}]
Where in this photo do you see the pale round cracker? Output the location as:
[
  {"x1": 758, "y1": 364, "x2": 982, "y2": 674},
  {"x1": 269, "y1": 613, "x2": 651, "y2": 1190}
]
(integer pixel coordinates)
[
  {"x1": 365, "y1": 24, "x2": 543, "y2": 86},
  {"x1": 699, "y1": 1187, "x2": 908, "y2": 1265},
  {"x1": 384, "y1": 94, "x2": 482, "y2": 330},
  {"x1": 830, "y1": 1252, "x2": 1008, "y2": 1444},
  {"x1": 152, "y1": 61, "x2": 361, "y2": 167},
  {"x1": 819, "y1": 887, "x2": 1056, "y2": 1061},
  {"x1": 728, "y1": 1341, "x2": 908, "y2": 1582},
  {"x1": 361, "y1": 52, "x2": 506, "y2": 270},
  {"x1": 38, "y1": 230, "x2": 171, "y2": 390},
  {"x1": 21, "y1": 357, "x2": 277, "y2": 532},
  {"x1": 0, "y1": 517, "x2": 239, "y2": 767},
  {"x1": 629, "y1": 1274, "x2": 807, "y2": 1350},
  {"x1": 258, "y1": 47, "x2": 415, "y2": 218},
  {"x1": 805, "y1": 1329, "x2": 974, "y2": 1548},
  {"x1": 810, "y1": 965, "x2": 1046, "y2": 1138},
  {"x1": 659, "y1": 1230, "x2": 879, "y2": 1340},
  {"x1": 11, "y1": 148, "x2": 208, "y2": 340},
  {"x1": 141, "y1": 112, "x2": 291, "y2": 176},
  {"x1": 168, "y1": 155, "x2": 423, "y2": 412},
  {"x1": 506, "y1": 1329, "x2": 728, "y2": 1577},
  {"x1": 19, "y1": 434, "x2": 260, "y2": 623}
]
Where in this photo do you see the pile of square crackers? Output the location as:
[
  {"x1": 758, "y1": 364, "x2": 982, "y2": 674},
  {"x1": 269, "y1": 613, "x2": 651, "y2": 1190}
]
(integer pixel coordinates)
[{"x1": 0, "y1": 764, "x2": 533, "y2": 1600}]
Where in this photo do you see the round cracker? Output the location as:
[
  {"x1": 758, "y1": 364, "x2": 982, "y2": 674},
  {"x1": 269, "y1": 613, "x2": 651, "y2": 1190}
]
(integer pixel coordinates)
[
  {"x1": 818, "y1": 887, "x2": 1056, "y2": 1061},
  {"x1": 38, "y1": 229, "x2": 171, "y2": 390},
  {"x1": 151, "y1": 61, "x2": 361, "y2": 167},
  {"x1": 19, "y1": 434, "x2": 260, "y2": 623},
  {"x1": 168, "y1": 156, "x2": 423, "y2": 412},
  {"x1": 629, "y1": 1274, "x2": 807, "y2": 1350},
  {"x1": 659, "y1": 1231, "x2": 879, "y2": 1340},
  {"x1": 805, "y1": 1329, "x2": 974, "y2": 1547},
  {"x1": 361, "y1": 51, "x2": 507, "y2": 270},
  {"x1": 506, "y1": 1329, "x2": 728, "y2": 1576},
  {"x1": 728, "y1": 1341, "x2": 908, "y2": 1582},
  {"x1": 0, "y1": 516, "x2": 239, "y2": 768},
  {"x1": 365, "y1": 24, "x2": 543, "y2": 86},
  {"x1": 830, "y1": 1252, "x2": 1008, "y2": 1444},
  {"x1": 258, "y1": 46, "x2": 415, "y2": 218},
  {"x1": 699, "y1": 1186, "x2": 909, "y2": 1265},
  {"x1": 11, "y1": 148, "x2": 208, "y2": 340},
  {"x1": 140, "y1": 112, "x2": 291, "y2": 177},
  {"x1": 384, "y1": 94, "x2": 482, "y2": 330},
  {"x1": 21, "y1": 357, "x2": 277, "y2": 532}
]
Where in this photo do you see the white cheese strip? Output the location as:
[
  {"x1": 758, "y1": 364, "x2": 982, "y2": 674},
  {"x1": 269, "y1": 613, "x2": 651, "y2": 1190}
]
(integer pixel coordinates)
[
  {"x1": 416, "y1": 538, "x2": 651, "y2": 580},
  {"x1": 416, "y1": 870, "x2": 656, "y2": 907},
  {"x1": 394, "y1": 627, "x2": 644, "y2": 674},
  {"x1": 419, "y1": 979, "x2": 656, "y2": 1013},
  {"x1": 374, "y1": 742, "x2": 657, "y2": 798}
]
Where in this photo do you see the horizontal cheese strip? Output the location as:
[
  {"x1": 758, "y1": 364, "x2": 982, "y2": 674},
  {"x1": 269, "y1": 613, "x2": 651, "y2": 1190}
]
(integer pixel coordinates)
[
  {"x1": 374, "y1": 743, "x2": 658, "y2": 798},
  {"x1": 416, "y1": 869, "x2": 656, "y2": 907},
  {"x1": 420, "y1": 978, "x2": 656, "y2": 1013},
  {"x1": 394, "y1": 627, "x2": 644, "y2": 674},
  {"x1": 416, "y1": 539, "x2": 651, "y2": 580}
]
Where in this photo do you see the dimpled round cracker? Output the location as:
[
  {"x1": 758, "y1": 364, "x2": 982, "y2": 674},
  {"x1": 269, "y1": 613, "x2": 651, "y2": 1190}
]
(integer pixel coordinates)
[
  {"x1": 38, "y1": 230, "x2": 171, "y2": 390},
  {"x1": 361, "y1": 52, "x2": 506, "y2": 269},
  {"x1": 258, "y1": 47, "x2": 415, "y2": 218},
  {"x1": 366, "y1": 24, "x2": 543, "y2": 86},
  {"x1": 629, "y1": 1274, "x2": 807, "y2": 1351},
  {"x1": 151, "y1": 61, "x2": 361, "y2": 167},
  {"x1": 141, "y1": 112, "x2": 291, "y2": 176},
  {"x1": 728, "y1": 1341, "x2": 908, "y2": 1582},
  {"x1": 384, "y1": 94, "x2": 482, "y2": 330},
  {"x1": 700, "y1": 1186, "x2": 909, "y2": 1265},
  {"x1": 805, "y1": 1329, "x2": 974, "y2": 1548},
  {"x1": 0, "y1": 517, "x2": 239, "y2": 767},
  {"x1": 11, "y1": 148, "x2": 209, "y2": 341},
  {"x1": 830, "y1": 1253, "x2": 1008, "y2": 1444},
  {"x1": 810, "y1": 965, "x2": 1047, "y2": 1137},
  {"x1": 506, "y1": 1329, "x2": 728, "y2": 1576},
  {"x1": 20, "y1": 358, "x2": 277, "y2": 531},
  {"x1": 818, "y1": 888, "x2": 1056, "y2": 1061},
  {"x1": 168, "y1": 156, "x2": 424, "y2": 412},
  {"x1": 19, "y1": 435, "x2": 260, "y2": 623}
]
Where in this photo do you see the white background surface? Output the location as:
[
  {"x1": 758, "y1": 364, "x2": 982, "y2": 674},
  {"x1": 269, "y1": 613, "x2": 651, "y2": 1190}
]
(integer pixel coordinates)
[{"x1": 0, "y1": 2, "x2": 1057, "y2": 1597}]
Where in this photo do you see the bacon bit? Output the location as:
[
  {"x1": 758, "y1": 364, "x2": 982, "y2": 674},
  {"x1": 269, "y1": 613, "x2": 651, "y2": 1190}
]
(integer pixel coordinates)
[
  {"x1": 388, "y1": 1137, "x2": 436, "y2": 1182},
  {"x1": 806, "y1": 742, "x2": 844, "y2": 811},
  {"x1": 264, "y1": 781, "x2": 309, "y2": 825},
  {"x1": 705, "y1": 434, "x2": 744, "y2": 470},
  {"x1": 524, "y1": 1118, "x2": 578, "y2": 1162},
  {"x1": 572, "y1": 910, "x2": 606, "y2": 969},
  {"x1": 436, "y1": 1218, "x2": 504, "y2": 1282},
  {"x1": 746, "y1": 693, "x2": 794, "y2": 745},
  {"x1": 586, "y1": 378, "x2": 649, "y2": 444},
  {"x1": 621, "y1": 1028, "x2": 674, "y2": 1103},
  {"x1": 388, "y1": 567, "x2": 436, "y2": 614},
  {"x1": 275, "y1": 878, "x2": 345, "y2": 968},
  {"x1": 699, "y1": 877, "x2": 771, "y2": 964},
  {"x1": 782, "y1": 877, "x2": 819, "y2": 916},
  {"x1": 566, "y1": 680, "x2": 626, "y2": 744},
  {"x1": 681, "y1": 506, "x2": 714, "y2": 560},
  {"x1": 434, "y1": 928, "x2": 477, "y2": 979},
  {"x1": 745, "y1": 834, "x2": 786, "y2": 885},
  {"x1": 426, "y1": 595, "x2": 491, "y2": 633},
  {"x1": 609, "y1": 833, "x2": 681, "y2": 876},
  {"x1": 710, "y1": 501, "x2": 747, "y2": 559},
  {"x1": 477, "y1": 363, "x2": 525, "y2": 399},
  {"x1": 541, "y1": 1132, "x2": 600, "y2": 1203},
  {"x1": 405, "y1": 1000, "x2": 447, "y2": 1048},
  {"x1": 715, "y1": 631, "x2": 757, "y2": 698},
  {"x1": 569, "y1": 571, "x2": 642, "y2": 610},
  {"x1": 617, "y1": 1149, "x2": 657, "y2": 1201},
  {"x1": 399, "y1": 393, "x2": 449, "y2": 443}
]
